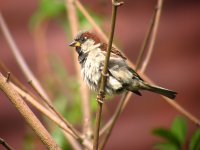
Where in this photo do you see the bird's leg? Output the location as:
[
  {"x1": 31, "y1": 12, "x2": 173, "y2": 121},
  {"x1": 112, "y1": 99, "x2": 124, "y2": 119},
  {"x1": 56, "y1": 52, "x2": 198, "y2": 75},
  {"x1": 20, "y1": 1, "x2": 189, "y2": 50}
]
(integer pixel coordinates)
[{"x1": 96, "y1": 70, "x2": 109, "y2": 103}]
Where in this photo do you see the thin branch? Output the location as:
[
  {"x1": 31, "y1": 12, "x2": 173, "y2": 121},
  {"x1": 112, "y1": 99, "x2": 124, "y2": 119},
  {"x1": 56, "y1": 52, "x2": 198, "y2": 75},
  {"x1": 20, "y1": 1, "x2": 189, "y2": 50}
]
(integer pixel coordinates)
[
  {"x1": 99, "y1": 92, "x2": 128, "y2": 149},
  {"x1": 1, "y1": 53, "x2": 83, "y2": 147},
  {"x1": 0, "y1": 12, "x2": 51, "y2": 103},
  {"x1": 140, "y1": 0, "x2": 163, "y2": 72},
  {"x1": 0, "y1": 30, "x2": 88, "y2": 150},
  {"x1": 66, "y1": 0, "x2": 92, "y2": 140},
  {"x1": 0, "y1": 62, "x2": 34, "y2": 96},
  {"x1": 0, "y1": 138, "x2": 13, "y2": 150},
  {"x1": 0, "y1": 73, "x2": 61, "y2": 150},
  {"x1": 0, "y1": 62, "x2": 84, "y2": 149},
  {"x1": 28, "y1": 80, "x2": 81, "y2": 139},
  {"x1": 99, "y1": 0, "x2": 161, "y2": 148},
  {"x1": 135, "y1": 4, "x2": 158, "y2": 70},
  {"x1": 139, "y1": 74, "x2": 200, "y2": 126},
  {"x1": 12, "y1": 83, "x2": 92, "y2": 149},
  {"x1": 93, "y1": 1, "x2": 123, "y2": 150},
  {"x1": 0, "y1": 12, "x2": 83, "y2": 148},
  {"x1": 62, "y1": 132, "x2": 83, "y2": 150}
]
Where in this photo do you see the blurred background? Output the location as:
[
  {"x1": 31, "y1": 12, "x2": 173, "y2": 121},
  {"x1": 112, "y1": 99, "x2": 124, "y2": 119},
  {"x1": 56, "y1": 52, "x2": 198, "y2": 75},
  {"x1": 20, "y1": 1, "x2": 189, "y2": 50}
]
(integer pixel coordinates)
[{"x1": 0, "y1": 0, "x2": 200, "y2": 149}]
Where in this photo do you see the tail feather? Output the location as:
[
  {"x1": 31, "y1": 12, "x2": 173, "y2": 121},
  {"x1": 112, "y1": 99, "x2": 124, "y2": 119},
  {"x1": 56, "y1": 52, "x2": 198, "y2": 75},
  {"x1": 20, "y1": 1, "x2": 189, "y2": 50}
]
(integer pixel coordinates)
[{"x1": 144, "y1": 84, "x2": 177, "y2": 100}]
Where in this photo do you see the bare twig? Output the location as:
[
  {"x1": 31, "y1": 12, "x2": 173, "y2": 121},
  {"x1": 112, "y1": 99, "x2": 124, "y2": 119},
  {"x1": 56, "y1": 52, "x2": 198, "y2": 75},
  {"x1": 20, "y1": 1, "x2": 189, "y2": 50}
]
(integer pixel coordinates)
[
  {"x1": 140, "y1": 0, "x2": 163, "y2": 72},
  {"x1": 3, "y1": 61, "x2": 86, "y2": 149},
  {"x1": 0, "y1": 138, "x2": 13, "y2": 150},
  {"x1": 0, "y1": 61, "x2": 83, "y2": 149},
  {"x1": 0, "y1": 73, "x2": 61, "y2": 150},
  {"x1": 99, "y1": 92, "x2": 132, "y2": 136},
  {"x1": 135, "y1": 3, "x2": 158, "y2": 69},
  {"x1": 0, "y1": 12, "x2": 51, "y2": 103},
  {"x1": 93, "y1": 1, "x2": 123, "y2": 150},
  {"x1": 62, "y1": 132, "x2": 83, "y2": 150},
  {"x1": 99, "y1": 1, "x2": 164, "y2": 148},
  {"x1": 0, "y1": 62, "x2": 32, "y2": 95},
  {"x1": 66, "y1": 0, "x2": 92, "y2": 140},
  {"x1": 139, "y1": 75, "x2": 200, "y2": 126},
  {"x1": 28, "y1": 80, "x2": 81, "y2": 139},
  {"x1": 0, "y1": 12, "x2": 83, "y2": 149},
  {"x1": 17, "y1": 83, "x2": 77, "y2": 138},
  {"x1": 12, "y1": 83, "x2": 92, "y2": 149}
]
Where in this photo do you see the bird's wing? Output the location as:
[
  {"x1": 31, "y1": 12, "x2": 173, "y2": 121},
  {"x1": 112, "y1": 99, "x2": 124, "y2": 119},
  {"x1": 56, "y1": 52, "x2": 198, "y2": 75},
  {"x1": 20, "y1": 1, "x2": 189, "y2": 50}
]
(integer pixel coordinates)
[
  {"x1": 99, "y1": 43, "x2": 143, "y2": 81},
  {"x1": 99, "y1": 43, "x2": 127, "y2": 60}
]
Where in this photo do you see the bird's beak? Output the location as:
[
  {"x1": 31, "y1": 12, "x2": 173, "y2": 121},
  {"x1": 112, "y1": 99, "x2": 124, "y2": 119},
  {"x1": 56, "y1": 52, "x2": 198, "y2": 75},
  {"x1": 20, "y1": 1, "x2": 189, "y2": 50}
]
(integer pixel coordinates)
[{"x1": 69, "y1": 41, "x2": 81, "y2": 47}]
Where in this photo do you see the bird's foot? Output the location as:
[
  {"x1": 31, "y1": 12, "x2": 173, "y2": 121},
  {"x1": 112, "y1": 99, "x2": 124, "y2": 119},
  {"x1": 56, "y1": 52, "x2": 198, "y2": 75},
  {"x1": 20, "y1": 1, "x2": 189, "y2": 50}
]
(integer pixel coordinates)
[{"x1": 97, "y1": 91, "x2": 105, "y2": 104}]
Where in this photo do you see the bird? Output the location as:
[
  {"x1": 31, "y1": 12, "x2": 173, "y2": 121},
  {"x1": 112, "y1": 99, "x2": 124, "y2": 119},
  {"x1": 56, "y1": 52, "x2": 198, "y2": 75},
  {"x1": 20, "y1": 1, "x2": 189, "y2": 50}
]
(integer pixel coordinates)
[{"x1": 69, "y1": 31, "x2": 177, "y2": 100}]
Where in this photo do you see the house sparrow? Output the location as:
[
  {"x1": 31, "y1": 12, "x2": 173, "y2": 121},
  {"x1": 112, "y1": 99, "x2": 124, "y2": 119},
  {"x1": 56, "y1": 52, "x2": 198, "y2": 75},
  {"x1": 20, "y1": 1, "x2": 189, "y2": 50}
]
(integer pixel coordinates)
[{"x1": 69, "y1": 31, "x2": 177, "y2": 99}]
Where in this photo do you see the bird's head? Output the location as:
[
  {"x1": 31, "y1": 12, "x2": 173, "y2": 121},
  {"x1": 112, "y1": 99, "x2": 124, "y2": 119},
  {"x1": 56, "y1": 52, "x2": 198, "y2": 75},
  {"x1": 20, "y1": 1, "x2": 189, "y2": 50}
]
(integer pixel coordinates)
[{"x1": 69, "y1": 31, "x2": 101, "y2": 54}]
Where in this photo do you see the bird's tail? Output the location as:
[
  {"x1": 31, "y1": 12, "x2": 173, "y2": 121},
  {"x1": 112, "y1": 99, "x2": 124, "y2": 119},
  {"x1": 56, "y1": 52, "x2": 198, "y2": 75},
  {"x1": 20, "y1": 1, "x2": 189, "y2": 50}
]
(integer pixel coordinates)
[{"x1": 143, "y1": 83, "x2": 177, "y2": 100}]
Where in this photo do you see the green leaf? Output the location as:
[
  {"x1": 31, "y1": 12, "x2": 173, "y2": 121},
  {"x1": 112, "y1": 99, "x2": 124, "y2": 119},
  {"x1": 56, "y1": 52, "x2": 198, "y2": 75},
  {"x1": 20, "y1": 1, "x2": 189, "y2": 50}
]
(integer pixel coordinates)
[
  {"x1": 171, "y1": 117, "x2": 187, "y2": 145},
  {"x1": 154, "y1": 143, "x2": 179, "y2": 150},
  {"x1": 152, "y1": 128, "x2": 180, "y2": 148},
  {"x1": 189, "y1": 129, "x2": 200, "y2": 150}
]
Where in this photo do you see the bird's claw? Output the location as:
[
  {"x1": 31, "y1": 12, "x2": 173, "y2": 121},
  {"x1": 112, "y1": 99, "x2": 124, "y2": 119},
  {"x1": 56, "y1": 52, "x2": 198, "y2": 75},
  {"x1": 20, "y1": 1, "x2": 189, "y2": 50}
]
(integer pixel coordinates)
[
  {"x1": 97, "y1": 92, "x2": 105, "y2": 104},
  {"x1": 112, "y1": 0, "x2": 124, "y2": 6},
  {"x1": 101, "y1": 71, "x2": 109, "y2": 77}
]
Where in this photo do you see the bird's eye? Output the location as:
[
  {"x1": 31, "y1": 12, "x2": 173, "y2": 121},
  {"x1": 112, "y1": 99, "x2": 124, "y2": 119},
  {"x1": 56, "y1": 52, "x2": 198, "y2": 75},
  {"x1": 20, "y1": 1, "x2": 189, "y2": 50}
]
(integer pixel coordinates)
[{"x1": 79, "y1": 36, "x2": 87, "y2": 43}]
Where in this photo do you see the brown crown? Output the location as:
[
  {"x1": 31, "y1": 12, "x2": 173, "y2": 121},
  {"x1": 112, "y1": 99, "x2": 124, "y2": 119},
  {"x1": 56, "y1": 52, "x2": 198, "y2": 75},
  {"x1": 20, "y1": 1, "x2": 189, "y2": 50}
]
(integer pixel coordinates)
[{"x1": 80, "y1": 31, "x2": 101, "y2": 44}]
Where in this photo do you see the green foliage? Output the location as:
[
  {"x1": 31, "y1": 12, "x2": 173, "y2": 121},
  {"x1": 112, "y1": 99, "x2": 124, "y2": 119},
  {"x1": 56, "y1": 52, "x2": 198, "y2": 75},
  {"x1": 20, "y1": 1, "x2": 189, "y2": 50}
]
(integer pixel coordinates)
[
  {"x1": 189, "y1": 129, "x2": 200, "y2": 150},
  {"x1": 171, "y1": 117, "x2": 187, "y2": 145},
  {"x1": 153, "y1": 128, "x2": 181, "y2": 149},
  {"x1": 154, "y1": 143, "x2": 179, "y2": 150},
  {"x1": 153, "y1": 117, "x2": 200, "y2": 150}
]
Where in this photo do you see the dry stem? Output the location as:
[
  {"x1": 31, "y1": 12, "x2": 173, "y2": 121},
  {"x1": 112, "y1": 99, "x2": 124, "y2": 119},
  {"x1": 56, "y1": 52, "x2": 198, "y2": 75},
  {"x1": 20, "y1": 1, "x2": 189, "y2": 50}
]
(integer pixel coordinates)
[
  {"x1": 13, "y1": 82, "x2": 93, "y2": 149},
  {"x1": 0, "y1": 138, "x2": 13, "y2": 150},
  {"x1": 93, "y1": 1, "x2": 123, "y2": 150},
  {"x1": 0, "y1": 14, "x2": 83, "y2": 148},
  {"x1": 28, "y1": 80, "x2": 81, "y2": 139},
  {"x1": 0, "y1": 12, "x2": 51, "y2": 103},
  {"x1": 99, "y1": 1, "x2": 164, "y2": 148},
  {"x1": 140, "y1": 0, "x2": 163, "y2": 72},
  {"x1": 0, "y1": 73, "x2": 61, "y2": 150}
]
